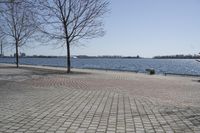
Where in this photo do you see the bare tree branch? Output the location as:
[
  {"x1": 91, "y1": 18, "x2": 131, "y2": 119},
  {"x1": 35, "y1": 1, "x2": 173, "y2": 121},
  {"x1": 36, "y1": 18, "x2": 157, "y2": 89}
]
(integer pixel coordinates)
[{"x1": 38, "y1": 0, "x2": 109, "y2": 73}]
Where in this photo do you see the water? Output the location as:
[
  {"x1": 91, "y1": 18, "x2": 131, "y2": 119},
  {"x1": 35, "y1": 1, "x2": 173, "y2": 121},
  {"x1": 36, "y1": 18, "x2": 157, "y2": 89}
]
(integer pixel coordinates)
[{"x1": 1, "y1": 57, "x2": 200, "y2": 76}]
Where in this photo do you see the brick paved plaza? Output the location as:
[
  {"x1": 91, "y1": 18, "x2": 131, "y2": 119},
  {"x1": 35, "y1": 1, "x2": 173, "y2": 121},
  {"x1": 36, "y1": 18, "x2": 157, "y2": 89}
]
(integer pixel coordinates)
[{"x1": 0, "y1": 64, "x2": 200, "y2": 133}]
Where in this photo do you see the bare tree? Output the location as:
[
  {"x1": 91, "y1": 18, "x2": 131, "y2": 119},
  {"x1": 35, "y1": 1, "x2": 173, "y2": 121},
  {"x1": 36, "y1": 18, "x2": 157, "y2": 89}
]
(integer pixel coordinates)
[
  {"x1": 0, "y1": 0, "x2": 38, "y2": 67},
  {"x1": 38, "y1": 0, "x2": 109, "y2": 73}
]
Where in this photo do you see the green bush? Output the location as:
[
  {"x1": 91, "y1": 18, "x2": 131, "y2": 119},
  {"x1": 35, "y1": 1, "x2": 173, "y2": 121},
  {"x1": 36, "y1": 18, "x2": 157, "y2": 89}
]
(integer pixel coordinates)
[{"x1": 146, "y1": 69, "x2": 155, "y2": 75}]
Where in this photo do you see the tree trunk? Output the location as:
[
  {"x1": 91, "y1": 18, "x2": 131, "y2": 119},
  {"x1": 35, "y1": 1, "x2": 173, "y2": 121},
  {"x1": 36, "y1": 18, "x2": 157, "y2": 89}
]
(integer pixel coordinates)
[
  {"x1": 15, "y1": 41, "x2": 19, "y2": 68},
  {"x1": 66, "y1": 39, "x2": 71, "y2": 73}
]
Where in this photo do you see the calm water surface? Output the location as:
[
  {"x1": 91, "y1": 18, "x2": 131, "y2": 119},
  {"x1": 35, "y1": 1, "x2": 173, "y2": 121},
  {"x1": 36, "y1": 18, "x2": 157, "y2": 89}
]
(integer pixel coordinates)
[{"x1": 1, "y1": 57, "x2": 200, "y2": 75}]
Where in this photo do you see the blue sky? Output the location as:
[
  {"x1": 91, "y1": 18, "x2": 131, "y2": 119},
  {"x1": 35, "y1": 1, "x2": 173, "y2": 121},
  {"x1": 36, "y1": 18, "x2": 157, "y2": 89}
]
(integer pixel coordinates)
[{"x1": 9, "y1": 0, "x2": 200, "y2": 57}]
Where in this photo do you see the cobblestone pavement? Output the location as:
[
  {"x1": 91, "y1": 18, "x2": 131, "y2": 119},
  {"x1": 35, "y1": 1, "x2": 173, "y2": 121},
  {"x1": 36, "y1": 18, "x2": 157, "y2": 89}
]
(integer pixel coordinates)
[{"x1": 0, "y1": 66, "x2": 200, "y2": 133}]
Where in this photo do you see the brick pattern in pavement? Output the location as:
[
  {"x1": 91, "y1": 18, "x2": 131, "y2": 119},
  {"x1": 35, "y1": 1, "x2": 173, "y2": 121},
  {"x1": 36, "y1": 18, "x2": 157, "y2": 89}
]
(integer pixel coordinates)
[{"x1": 0, "y1": 68, "x2": 200, "y2": 133}]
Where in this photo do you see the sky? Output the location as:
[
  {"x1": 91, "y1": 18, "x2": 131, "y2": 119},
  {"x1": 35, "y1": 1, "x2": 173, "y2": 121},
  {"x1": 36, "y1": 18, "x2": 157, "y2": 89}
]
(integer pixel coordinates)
[{"x1": 6, "y1": 0, "x2": 200, "y2": 57}]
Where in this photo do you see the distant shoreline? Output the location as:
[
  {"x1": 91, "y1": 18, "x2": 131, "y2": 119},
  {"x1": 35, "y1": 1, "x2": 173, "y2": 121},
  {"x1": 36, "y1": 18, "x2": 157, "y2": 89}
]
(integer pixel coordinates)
[
  {"x1": 0, "y1": 56, "x2": 141, "y2": 59},
  {"x1": 0, "y1": 56, "x2": 199, "y2": 59}
]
